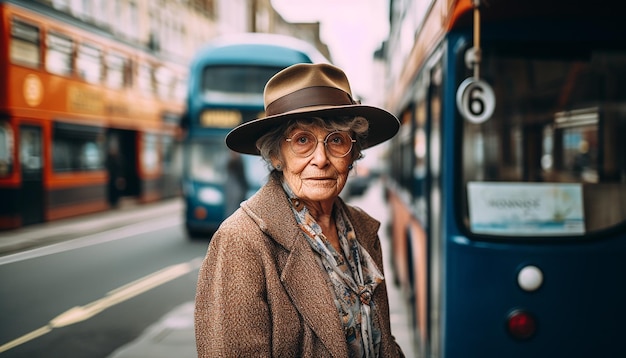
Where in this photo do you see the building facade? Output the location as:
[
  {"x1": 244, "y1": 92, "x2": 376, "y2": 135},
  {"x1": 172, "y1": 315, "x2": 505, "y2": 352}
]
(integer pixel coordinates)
[{"x1": 35, "y1": 0, "x2": 329, "y2": 64}]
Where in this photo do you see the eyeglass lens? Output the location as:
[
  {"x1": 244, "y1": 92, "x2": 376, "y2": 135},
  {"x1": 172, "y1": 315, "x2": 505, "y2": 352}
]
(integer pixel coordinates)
[{"x1": 287, "y1": 131, "x2": 354, "y2": 158}]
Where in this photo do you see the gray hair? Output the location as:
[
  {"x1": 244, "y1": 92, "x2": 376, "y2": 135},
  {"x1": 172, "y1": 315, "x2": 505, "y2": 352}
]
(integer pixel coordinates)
[{"x1": 255, "y1": 116, "x2": 369, "y2": 172}]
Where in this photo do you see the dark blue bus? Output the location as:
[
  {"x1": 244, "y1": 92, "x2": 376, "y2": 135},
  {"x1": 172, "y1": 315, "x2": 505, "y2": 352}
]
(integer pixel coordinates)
[
  {"x1": 383, "y1": 0, "x2": 626, "y2": 357},
  {"x1": 181, "y1": 33, "x2": 329, "y2": 238}
]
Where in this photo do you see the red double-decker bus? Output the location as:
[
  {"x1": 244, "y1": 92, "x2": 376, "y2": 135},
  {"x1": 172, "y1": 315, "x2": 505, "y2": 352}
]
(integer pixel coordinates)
[{"x1": 0, "y1": 0, "x2": 186, "y2": 229}]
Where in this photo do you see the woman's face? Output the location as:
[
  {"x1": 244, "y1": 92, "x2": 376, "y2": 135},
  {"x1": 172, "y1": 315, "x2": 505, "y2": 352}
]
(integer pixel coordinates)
[{"x1": 279, "y1": 125, "x2": 353, "y2": 205}]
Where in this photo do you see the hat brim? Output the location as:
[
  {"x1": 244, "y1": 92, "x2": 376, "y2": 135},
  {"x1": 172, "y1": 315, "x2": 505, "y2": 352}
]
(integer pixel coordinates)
[{"x1": 225, "y1": 104, "x2": 400, "y2": 155}]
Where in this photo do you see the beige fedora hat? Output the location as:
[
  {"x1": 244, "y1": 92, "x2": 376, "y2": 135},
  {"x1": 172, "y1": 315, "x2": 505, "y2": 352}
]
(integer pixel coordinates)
[{"x1": 225, "y1": 63, "x2": 400, "y2": 155}]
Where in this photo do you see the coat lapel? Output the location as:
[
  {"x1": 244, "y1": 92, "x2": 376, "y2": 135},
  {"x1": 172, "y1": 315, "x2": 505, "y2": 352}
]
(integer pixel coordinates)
[
  {"x1": 242, "y1": 176, "x2": 348, "y2": 356},
  {"x1": 281, "y1": 236, "x2": 348, "y2": 357}
]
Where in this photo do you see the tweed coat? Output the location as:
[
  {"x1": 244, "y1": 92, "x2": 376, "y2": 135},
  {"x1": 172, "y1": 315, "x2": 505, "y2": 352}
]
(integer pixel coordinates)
[{"x1": 195, "y1": 175, "x2": 405, "y2": 358}]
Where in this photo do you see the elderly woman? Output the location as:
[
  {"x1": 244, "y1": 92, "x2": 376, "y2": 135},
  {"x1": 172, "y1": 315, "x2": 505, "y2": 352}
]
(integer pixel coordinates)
[{"x1": 194, "y1": 63, "x2": 404, "y2": 358}]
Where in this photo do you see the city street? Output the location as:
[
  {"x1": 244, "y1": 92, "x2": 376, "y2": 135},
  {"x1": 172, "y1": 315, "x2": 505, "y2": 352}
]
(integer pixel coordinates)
[{"x1": 0, "y1": 180, "x2": 417, "y2": 358}]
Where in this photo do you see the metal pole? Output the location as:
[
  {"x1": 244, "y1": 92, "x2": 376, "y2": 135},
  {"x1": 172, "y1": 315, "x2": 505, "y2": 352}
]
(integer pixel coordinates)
[{"x1": 473, "y1": 0, "x2": 481, "y2": 79}]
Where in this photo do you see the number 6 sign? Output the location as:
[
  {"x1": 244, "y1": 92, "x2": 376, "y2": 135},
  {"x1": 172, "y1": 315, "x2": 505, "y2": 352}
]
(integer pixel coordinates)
[{"x1": 456, "y1": 77, "x2": 495, "y2": 123}]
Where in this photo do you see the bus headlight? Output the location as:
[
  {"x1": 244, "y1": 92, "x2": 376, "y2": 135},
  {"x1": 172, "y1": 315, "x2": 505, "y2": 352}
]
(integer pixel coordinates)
[{"x1": 198, "y1": 187, "x2": 223, "y2": 205}]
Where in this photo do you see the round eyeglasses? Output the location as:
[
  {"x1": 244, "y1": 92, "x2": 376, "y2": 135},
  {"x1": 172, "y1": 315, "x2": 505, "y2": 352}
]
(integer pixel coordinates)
[{"x1": 285, "y1": 131, "x2": 356, "y2": 158}]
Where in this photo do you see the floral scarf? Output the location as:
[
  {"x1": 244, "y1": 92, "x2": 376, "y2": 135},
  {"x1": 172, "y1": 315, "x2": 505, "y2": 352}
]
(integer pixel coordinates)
[{"x1": 282, "y1": 181, "x2": 384, "y2": 357}]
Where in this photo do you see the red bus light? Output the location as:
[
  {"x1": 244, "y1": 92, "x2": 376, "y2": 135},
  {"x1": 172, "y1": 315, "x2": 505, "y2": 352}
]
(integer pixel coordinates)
[
  {"x1": 507, "y1": 309, "x2": 536, "y2": 340},
  {"x1": 194, "y1": 206, "x2": 208, "y2": 220}
]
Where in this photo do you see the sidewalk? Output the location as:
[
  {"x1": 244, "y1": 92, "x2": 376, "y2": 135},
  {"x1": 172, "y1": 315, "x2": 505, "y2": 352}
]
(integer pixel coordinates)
[
  {"x1": 0, "y1": 198, "x2": 183, "y2": 258},
  {"x1": 107, "y1": 301, "x2": 196, "y2": 358},
  {"x1": 107, "y1": 180, "x2": 417, "y2": 358}
]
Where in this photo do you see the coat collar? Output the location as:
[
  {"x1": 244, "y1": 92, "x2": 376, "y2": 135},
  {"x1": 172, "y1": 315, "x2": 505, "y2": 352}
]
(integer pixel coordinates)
[
  {"x1": 241, "y1": 175, "x2": 380, "y2": 252},
  {"x1": 241, "y1": 174, "x2": 381, "y2": 357}
]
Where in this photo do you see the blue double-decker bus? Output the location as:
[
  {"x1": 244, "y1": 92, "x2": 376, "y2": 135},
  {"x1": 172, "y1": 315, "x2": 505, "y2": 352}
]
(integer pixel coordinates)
[
  {"x1": 181, "y1": 33, "x2": 329, "y2": 238},
  {"x1": 383, "y1": 0, "x2": 626, "y2": 356}
]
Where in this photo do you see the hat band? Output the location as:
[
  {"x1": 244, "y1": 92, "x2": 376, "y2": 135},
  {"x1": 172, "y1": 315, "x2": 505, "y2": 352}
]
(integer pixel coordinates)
[{"x1": 265, "y1": 86, "x2": 355, "y2": 116}]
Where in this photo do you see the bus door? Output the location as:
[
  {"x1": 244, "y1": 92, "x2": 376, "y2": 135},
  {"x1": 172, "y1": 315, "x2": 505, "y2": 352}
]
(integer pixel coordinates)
[
  {"x1": 107, "y1": 129, "x2": 139, "y2": 198},
  {"x1": 19, "y1": 125, "x2": 44, "y2": 225}
]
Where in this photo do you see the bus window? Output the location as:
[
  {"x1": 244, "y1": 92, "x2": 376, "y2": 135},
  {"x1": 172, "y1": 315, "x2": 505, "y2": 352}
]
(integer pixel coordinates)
[
  {"x1": 76, "y1": 43, "x2": 102, "y2": 84},
  {"x1": 52, "y1": 122, "x2": 104, "y2": 172},
  {"x1": 553, "y1": 108, "x2": 599, "y2": 183},
  {"x1": 20, "y1": 127, "x2": 42, "y2": 171},
  {"x1": 202, "y1": 65, "x2": 284, "y2": 102},
  {"x1": 398, "y1": 115, "x2": 413, "y2": 189},
  {"x1": 189, "y1": 140, "x2": 226, "y2": 184},
  {"x1": 0, "y1": 122, "x2": 14, "y2": 177},
  {"x1": 82, "y1": 142, "x2": 101, "y2": 170},
  {"x1": 461, "y1": 48, "x2": 626, "y2": 235},
  {"x1": 10, "y1": 19, "x2": 40, "y2": 68},
  {"x1": 46, "y1": 32, "x2": 73, "y2": 76}
]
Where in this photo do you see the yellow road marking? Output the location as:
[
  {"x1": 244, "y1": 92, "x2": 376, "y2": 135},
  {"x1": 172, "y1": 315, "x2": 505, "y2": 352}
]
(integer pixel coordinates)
[{"x1": 0, "y1": 258, "x2": 202, "y2": 353}]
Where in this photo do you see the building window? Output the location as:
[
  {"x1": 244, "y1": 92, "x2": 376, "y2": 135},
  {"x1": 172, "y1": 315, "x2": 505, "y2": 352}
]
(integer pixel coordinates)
[
  {"x1": 137, "y1": 63, "x2": 154, "y2": 96},
  {"x1": 105, "y1": 52, "x2": 127, "y2": 89},
  {"x1": 155, "y1": 66, "x2": 172, "y2": 99},
  {"x1": 51, "y1": 0, "x2": 70, "y2": 11}
]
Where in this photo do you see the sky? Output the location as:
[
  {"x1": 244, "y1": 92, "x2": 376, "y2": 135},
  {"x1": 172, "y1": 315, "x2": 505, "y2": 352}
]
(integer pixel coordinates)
[{"x1": 271, "y1": 0, "x2": 390, "y2": 101}]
